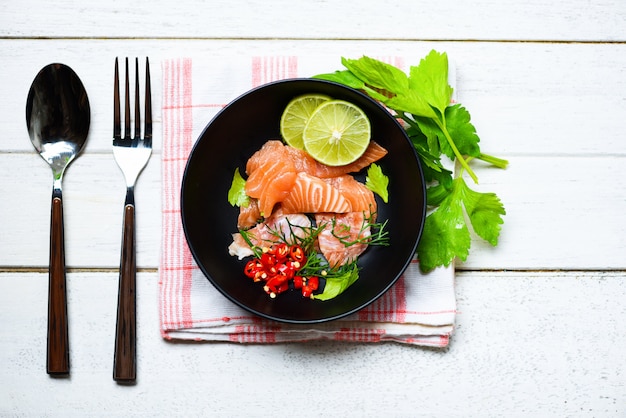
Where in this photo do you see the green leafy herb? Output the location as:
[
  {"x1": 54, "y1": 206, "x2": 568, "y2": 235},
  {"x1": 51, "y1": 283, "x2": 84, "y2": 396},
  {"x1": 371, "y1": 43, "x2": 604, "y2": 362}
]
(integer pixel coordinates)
[
  {"x1": 328, "y1": 212, "x2": 390, "y2": 248},
  {"x1": 314, "y1": 50, "x2": 508, "y2": 272},
  {"x1": 365, "y1": 163, "x2": 389, "y2": 203},
  {"x1": 312, "y1": 263, "x2": 360, "y2": 301},
  {"x1": 227, "y1": 168, "x2": 250, "y2": 208}
]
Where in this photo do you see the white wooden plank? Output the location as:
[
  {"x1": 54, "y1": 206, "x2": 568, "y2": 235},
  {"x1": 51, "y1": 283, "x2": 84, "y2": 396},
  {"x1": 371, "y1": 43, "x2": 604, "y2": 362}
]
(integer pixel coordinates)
[
  {"x1": 2, "y1": 0, "x2": 625, "y2": 41},
  {"x1": 2, "y1": 152, "x2": 625, "y2": 270},
  {"x1": 2, "y1": 40, "x2": 625, "y2": 157},
  {"x1": 458, "y1": 155, "x2": 626, "y2": 270},
  {"x1": 0, "y1": 153, "x2": 160, "y2": 269},
  {"x1": 1, "y1": 270, "x2": 624, "y2": 416}
]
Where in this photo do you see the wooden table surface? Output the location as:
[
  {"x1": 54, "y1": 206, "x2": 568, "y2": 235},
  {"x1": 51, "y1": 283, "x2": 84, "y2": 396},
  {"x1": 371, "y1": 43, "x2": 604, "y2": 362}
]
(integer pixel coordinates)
[{"x1": 1, "y1": 1, "x2": 625, "y2": 416}]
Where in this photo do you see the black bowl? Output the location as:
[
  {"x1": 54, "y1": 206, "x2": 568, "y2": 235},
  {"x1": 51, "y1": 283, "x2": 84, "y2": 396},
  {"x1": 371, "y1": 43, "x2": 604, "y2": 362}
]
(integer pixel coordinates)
[{"x1": 181, "y1": 78, "x2": 426, "y2": 323}]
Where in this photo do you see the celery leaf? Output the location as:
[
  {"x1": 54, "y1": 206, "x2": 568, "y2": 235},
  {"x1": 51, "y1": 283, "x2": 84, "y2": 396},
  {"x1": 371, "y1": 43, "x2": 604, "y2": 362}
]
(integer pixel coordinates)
[
  {"x1": 227, "y1": 168, "x2": 249, "y2": 207},
  {"x1": 458, "y1": 178, "x2": 506, "y2": 246},
  {"x1": 365, "y1": 163, "x2": 389, "y2": 203}
]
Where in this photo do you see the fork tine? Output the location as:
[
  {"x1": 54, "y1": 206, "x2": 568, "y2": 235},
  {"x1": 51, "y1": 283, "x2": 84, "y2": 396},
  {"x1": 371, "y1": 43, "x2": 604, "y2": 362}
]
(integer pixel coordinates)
[
  {"x1": 134, "y1": 58, "x2": 141, "y2": 140},
  {"x1": 113, "y1": 58, "x2": 120, "y2": 140},
  {"x1": 124, "y1": 57, "x2": 131, "y2": 140},
  {"x1": 144, "y1": 58, "x2": 152, "y2": 144}
]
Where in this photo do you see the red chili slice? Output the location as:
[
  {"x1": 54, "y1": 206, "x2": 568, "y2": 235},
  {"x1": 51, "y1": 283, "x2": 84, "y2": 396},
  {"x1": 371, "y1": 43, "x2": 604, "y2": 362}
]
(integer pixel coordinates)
[
  {"x1": 243, "y1": 243, "x2": 314, "y2": 299},
  {"x1": 293, "y1": 276, "x2": 304, "y2": 289},
  {"x1": 244, "y1": 260, "x2": 261, "y2": 278},
  {"x1": 272, "y1": 243, "x2": 290, "y2": 263},
  {"x1": 289, "y1": 245, "x2": 306, "y2": 263},
  {"x1": 307, "y1": 276, "x2": 319, "y2": 291},
  {"x1": 260, "y1": 252, "x2": 276, "y2": 269},
  {"x1": 300, "y1": 276, "x2": 319, "y2": 298}
]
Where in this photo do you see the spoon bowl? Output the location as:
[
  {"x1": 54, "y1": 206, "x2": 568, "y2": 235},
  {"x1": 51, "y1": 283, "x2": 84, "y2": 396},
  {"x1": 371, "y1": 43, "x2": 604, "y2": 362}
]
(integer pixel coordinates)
[{"x1": 26, "y1": 63, "x2": 90, "y2": 376}]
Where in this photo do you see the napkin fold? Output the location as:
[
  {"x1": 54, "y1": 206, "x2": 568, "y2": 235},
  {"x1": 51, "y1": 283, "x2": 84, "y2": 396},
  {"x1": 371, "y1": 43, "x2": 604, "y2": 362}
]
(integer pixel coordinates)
[{"x1": 159, "y1": 55, "x2": 456, "y2": 347}]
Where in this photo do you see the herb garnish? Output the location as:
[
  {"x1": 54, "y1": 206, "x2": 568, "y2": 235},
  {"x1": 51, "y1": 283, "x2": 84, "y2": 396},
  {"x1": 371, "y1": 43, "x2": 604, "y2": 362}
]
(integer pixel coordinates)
[{"x1": 314, "y1": 50, "x2": 507, "y2": 272}]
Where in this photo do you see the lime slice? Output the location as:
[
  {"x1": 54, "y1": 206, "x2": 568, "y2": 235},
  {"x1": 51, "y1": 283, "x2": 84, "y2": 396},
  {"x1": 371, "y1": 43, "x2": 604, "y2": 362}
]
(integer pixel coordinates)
[
  {"x1": 302, "y1": 100, "x2": 371, "y2": 166},
  {"x1": 280, "y1": 94, "x2": 331, "y2": 149}
]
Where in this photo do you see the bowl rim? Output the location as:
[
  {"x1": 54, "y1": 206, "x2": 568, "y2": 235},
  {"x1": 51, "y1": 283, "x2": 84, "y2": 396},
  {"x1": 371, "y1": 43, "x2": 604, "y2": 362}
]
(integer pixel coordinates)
[{"x1": 180, "y1": 77, "x2": 426, "y2": 323}]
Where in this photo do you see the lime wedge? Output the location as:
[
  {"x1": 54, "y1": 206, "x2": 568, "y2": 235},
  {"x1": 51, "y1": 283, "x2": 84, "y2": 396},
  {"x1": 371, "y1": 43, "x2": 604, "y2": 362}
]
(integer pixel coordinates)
[
  {"x1": 280, "y1": 94, "x2": 331, "y2": 149},
  {"x1": 302, "y1": 100, "x2": 371, "y2": 166}
]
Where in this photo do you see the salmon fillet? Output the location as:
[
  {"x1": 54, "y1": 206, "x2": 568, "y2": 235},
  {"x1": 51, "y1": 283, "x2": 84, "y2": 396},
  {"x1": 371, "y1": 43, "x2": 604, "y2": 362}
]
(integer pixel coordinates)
[
  {"x1": 285, "y1": 140, "x2": 388, "y2": 178},
  {"x1": 235, "y1": 139, "x2": 387, "y2": 267},
  {"x1": 228, "y1": 210, "x2": 312, "y2": 259},
  {"x1": 322, "y1": 175, "x2": 377, "y2": 219},
  {"x1": 237, "y1": 198, "x2": 261, "y2": 229},
  {"x1": 281, "y1": 172, "x2": 352, "y2": 214},
  {"x1": 245, "y1": 143, "x2": 297, "y2": 218},
  {"x1": 315, "y1": 212, "x2": 371, "y2": 268}
]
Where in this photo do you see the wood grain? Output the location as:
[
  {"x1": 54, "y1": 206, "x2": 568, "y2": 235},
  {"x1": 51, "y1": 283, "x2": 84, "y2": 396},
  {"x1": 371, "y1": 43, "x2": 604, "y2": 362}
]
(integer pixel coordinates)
[
  {"x1": 1, "y1": 271, "x2": 624, "y2": 415},
  {"x1": 2, "y1": 0, "x2": 625, "y2": 41},
  {"x1": 1, "y1": 1, "x2": 625, "y2": 415}
]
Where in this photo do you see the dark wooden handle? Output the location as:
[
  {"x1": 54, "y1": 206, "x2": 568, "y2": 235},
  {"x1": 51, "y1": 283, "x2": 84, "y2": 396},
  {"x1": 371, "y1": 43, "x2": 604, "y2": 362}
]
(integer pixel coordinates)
[
  {"x1": 47, "y1": 196, "x2": 70, "y2": 375},
  {"x1": 114, "y1": 204, "x2": 137, "y2": 383}
]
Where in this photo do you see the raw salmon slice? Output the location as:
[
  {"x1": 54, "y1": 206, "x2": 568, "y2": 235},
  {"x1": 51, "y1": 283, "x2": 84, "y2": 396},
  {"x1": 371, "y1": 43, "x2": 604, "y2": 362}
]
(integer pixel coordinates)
[
  {"x1": 245, "y1": 140, "x2": 285, "y2": 175},
  {"x1": 285, "y1": 140, "x2": 388, "y2": 178},
  {"x1": 315, "y1": 212, "x2": 370, "y2": 268},
  {"x1": 245, "y1": 142, "x2": 297, "y2": 218},
  {"x1": 237, "y1": 198, "x2": 261, "y2": 229},
  {"x1": 244, "y1": 140, "x2": 386, "y2": 219},
  {"x1": 229, "y1": 210, "x2": 312, "y2": 259},
  {"x1": 323, "y1": 175, "x2": 377, "y2": 218},
  {"x1": 247, "y1": 140, "x2": 387, "y2": 179},
  {"x1": 281, "y1": 172, "x2": 352, "y2": 214}
]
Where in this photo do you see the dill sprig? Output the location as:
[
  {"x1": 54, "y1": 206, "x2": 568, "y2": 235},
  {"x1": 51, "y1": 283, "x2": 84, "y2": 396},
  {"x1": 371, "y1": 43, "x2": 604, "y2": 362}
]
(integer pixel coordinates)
[{"x1": 329, "y1": 211, "x2": 390, "y2": 247}]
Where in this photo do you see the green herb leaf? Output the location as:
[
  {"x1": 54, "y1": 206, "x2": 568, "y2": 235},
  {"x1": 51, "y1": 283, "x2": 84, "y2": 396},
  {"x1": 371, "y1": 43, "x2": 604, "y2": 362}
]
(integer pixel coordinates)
[
  {"x1": 313, "y1": 50, "x2": 508, "y2": 273},
  {"x1": 365, "y1": 163, "x2": 389, "y2": 203},
  {"x1": 425, "y1": 184, "x2": 450, "y2": 207},
  {"x1": 457, "y1": 178, "x2": 506, "y2": 246},
  {"x1": 408, "y1": 50, "x2": 453, "y2": 115},
  {"x1": 443, "y1": 104, "x2": 481, "y2": 159},
  {"x1": 341, "y1": 56, "x2": 409, "y2": 93},
  {"x1": 386, "y1": 90, "x2": 438, "y2": 119},
  {"x1": 313, "y1": 264, "x2": 360, "y2": 301},
  {"x1": 417, "y1": 178, "x2": 470, "y2": 271},
  {"x1": 417, "y1": 177, "x2": 506, "y2": 271},
  {"x1": 227, "y1": 168, "x2": 250, "y2": 207},
  {"x1": 312, "y1": 70, "x2": 366, "y2": 90}
]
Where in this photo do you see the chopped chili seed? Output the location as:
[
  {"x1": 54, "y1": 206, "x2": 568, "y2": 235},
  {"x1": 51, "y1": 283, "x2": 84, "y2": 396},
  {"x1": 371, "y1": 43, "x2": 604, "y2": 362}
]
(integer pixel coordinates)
[
  {"x1": 243, "y1": 243, "x2": 320, "y2": 299},
  {"x1": 289, "y1": 245, "x2": 306, "y2": 263},
  {"x1": 272, "y1": 243, "x2": 290, "y2": 262}
]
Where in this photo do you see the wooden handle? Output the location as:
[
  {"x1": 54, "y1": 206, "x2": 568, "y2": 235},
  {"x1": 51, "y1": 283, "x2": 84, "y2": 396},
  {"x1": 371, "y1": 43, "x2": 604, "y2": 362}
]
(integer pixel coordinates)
[
  {"x1": 113, "y1": 204, "x2": 137, "y2": 383},
  {"x1": 47, "y1": 196, "x2": 70, "y2": 375}
]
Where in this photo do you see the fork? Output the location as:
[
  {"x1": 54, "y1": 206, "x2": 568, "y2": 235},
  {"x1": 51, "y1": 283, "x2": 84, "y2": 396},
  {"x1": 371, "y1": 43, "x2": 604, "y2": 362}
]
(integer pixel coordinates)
[{"x1": 112, "y1": 57, "x2": 152, "y2": 383}]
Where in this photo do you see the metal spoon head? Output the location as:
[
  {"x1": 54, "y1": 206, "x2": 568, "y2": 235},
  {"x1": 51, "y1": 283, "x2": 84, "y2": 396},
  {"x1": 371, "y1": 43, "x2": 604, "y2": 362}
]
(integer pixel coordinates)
[{"x1": 26, "y1": 63, "x2": 90, "y2": 175}]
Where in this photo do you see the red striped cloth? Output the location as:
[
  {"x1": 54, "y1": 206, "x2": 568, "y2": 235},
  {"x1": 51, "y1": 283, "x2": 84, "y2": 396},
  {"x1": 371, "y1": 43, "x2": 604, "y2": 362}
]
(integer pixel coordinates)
[{"x1": 159, "y1": 55, "x2": 456, "y2": 346}]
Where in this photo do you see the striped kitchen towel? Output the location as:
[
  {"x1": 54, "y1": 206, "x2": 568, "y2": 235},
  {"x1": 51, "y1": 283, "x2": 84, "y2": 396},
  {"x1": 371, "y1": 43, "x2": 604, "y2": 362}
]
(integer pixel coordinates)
[{"x1": 159, "y1": 55, "x2": 457, "y2": 347}]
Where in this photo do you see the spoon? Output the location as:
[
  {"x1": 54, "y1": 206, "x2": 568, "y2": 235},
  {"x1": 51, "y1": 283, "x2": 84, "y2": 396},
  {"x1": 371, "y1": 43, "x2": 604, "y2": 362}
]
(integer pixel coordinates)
[{"x1": 26, "y1": 63, "x2": 90, "y2": 376}]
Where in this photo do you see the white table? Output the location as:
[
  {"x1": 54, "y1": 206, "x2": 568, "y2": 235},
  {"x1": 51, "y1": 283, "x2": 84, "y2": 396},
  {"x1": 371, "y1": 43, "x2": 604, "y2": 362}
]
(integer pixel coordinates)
[{"x1": 1, "y1": 1, "x2": 625, "y2": 416}]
